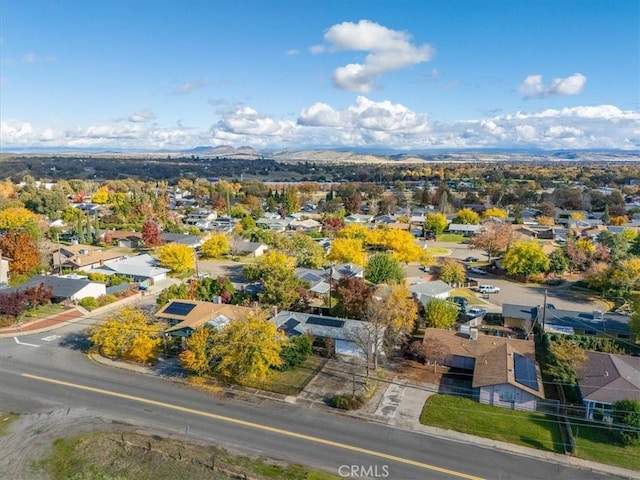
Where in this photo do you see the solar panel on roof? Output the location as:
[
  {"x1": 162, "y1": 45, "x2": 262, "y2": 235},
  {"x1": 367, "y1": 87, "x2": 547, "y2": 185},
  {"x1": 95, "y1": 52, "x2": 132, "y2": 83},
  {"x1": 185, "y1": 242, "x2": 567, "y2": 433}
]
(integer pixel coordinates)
[
  {"x1": 306, "y1": 316, "x2": 345, "y2": 328},
  {"x1": 280, "y1": 318, "x2": 302, "y2": 336},
  {"x1": 513, "y1": 353, "x2": 539, "y2": 391},
  {"x1": 163, "y1": 301, "x2": 197, "y2": 316}
]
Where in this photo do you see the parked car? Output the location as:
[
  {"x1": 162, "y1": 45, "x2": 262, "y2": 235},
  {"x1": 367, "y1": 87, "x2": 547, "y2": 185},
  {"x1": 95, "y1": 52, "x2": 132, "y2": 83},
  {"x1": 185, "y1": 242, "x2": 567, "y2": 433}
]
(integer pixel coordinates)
[
  {"x1": 466, "y1": 307, "x2": 487, "y2": 318},
  {"x1": 468, "y1": 266, "x2": 487, "y2": 275},
  {"x1": 465, "y1": 256, "x2": 479, "y2": 262},
  {"x1": 478, "y1": 285, "x2": 500, "y2": 294},
  {"x1": 424, "y1": 231, "x2": 436, "y2": 240},
  {"x1": 450, "y1": 296, "x2": 468, "y2": 312}
]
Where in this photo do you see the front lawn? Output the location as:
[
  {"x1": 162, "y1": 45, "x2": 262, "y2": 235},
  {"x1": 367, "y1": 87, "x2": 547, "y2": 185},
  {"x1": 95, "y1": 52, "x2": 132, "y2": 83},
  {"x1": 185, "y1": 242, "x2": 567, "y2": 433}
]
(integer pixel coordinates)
[
  {"x1": 240, "y1": 355, "x2": 327, "y2": 396},
  {"x1": 449, "y1": 288, "x2": 484, "y2": 305},
  {"x1": 424, "y1": 246, "x2": 451, "y2": 257},
  {"x1": 436, "y1": 234, "x2": 465, "y2": 243},
  {"x1": 20, "y1": 303, "x2": 65, "y2": 320},
  {"x1": 570, "y1": 420, "x2": 640, "y2": 471},
  {"x1": 420, "y1": 394, "x2": 563, "y2": 453}
]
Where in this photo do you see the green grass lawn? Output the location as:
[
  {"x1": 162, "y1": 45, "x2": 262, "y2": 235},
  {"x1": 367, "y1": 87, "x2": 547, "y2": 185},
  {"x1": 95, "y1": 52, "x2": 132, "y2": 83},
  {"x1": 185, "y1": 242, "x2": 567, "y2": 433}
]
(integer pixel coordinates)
[
  {"x1": 22, "y1": 303, "x2": 65, "y2": 320},
  {"x1": 424, "y1": 247, "x2": 451, "y2": 256},
  {"x1": 570, "y1": 421, "x2": 640, "y2": 471},
  {"x1": 0, "y1": 412, "x2": 18, "y2": 437},
  {"x1": 420, "y1": 394, "x2": 563, "y2": 453},
  {"x1": 449, "y1": 288, "x2": 484, "y2": 305},
  {"x1": 240, "y1": 355, "x2": 327, "y2": 396},
  {"x1": 436, "y1": 233, "x2": 465, "y2": 243}
]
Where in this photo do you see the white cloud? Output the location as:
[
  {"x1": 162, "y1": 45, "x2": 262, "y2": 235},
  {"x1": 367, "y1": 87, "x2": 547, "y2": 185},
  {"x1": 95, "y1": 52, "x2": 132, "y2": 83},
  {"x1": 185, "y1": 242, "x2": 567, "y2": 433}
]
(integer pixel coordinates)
[
  {"x1": 519, "y1": 73, "x2": 587, "y2": 98},
  {"x1": 1, "y1": 103, "x2": 638, "y2": 151},
  {"x1": 309, "y1": 44, "x2": 325, "y2": 54},
  {"x1": 318, "y1": 20, "x2": 434, "y2": 93},
  {"x1": 174, "y1": 78, "x2": 210, "y2": 95},
  {"x1": 299, "y1": 96, "x2": 428, "y2": 134},
  {"x1": 285, "y1": 49, "x2": 300, "y2": 56},
  {"x1": 127, "y1": 109, "x2": 156, "y2": 123}
]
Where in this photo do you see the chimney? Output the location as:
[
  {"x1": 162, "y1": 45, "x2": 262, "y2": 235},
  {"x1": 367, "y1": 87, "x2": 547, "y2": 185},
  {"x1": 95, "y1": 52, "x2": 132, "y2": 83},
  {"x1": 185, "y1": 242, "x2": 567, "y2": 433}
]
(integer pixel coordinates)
[{"x1": 470, "y1": 328, "x2": 478, "y2": 340}]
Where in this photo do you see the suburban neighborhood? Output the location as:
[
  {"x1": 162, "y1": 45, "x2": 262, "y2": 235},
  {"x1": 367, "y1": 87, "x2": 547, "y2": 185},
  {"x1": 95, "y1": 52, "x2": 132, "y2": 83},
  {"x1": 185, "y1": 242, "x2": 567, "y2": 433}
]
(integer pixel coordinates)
[{"x1": 0, "y1": 160, "x2": 639, "y2": 478}]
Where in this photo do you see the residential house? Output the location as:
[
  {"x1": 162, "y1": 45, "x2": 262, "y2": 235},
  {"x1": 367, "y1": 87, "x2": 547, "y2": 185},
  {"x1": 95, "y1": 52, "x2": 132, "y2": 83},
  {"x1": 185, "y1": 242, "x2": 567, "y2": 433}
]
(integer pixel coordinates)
[
  {"x1": 91, "y1": 254, "x2": 169, "y2": 285},
  {"x1": 184, "y1": 209, "x2": 217, "y2": 230},
  {"x1": 157, "y1": 299, "x2": 256, "y2": 338},
  {"x1": 423, "y1": 328, "x2": 544, "y2": 411},
  {"x1": 102, "y1": 231, "x2": 144, "y2": 248},
  {"x1": 344, "y1": 214, "x2": 374, "y2": 224},
  {"x1": 409, "y1": 280, "x2": 453, "y2": 307},
  {"x1": 256, "y1": 217, "x2": 293, "y2": 232},
  {"x1": 2, "y1": 274, "x2": 106, "y2": 302},
  {"x1": 272, "y1": 310, "x2": 384, "y2": 358},
  {"x1": 289, "y1": 218, "x2": 322, "y2": 233},
  {"x1": 447, "y1": 224, "x2": 481, "y2": 236},
  {"x1": 233, "y1": 241, "x2": 269, "y2": 258},
  {"x1": 576, "y1": 351, "x2": 640, "y2": 421},
  {"x1": 160, "y1": 233, "x2": 202, "y2": 249},
  {"x1": 52, "y1": 244, "x2": 125, "y2": 272}
]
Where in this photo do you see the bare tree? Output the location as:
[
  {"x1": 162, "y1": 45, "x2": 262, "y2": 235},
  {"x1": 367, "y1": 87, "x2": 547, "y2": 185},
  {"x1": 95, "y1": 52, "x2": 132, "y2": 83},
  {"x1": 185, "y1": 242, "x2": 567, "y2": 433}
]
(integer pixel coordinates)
[
  {"x1": 421, "y1": 336, "x2": 451, "y2": 373},
  {"x1": 468, "y1": 220, "x2": 514, "y2": 262}
]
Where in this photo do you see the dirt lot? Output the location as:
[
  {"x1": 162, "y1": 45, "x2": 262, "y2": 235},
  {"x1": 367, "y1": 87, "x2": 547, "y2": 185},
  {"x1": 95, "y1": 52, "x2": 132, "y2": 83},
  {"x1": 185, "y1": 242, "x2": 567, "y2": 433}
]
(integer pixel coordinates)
[{"x1": 0, "y1": 408, "x2": 336, "y2": 480}]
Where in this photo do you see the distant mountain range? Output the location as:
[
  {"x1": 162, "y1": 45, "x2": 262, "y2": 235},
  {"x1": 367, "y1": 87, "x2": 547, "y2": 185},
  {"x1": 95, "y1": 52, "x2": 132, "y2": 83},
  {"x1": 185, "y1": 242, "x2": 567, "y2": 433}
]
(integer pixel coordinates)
[{"x1": 2, "y1": 144, "x2": 638, "y2": 163}]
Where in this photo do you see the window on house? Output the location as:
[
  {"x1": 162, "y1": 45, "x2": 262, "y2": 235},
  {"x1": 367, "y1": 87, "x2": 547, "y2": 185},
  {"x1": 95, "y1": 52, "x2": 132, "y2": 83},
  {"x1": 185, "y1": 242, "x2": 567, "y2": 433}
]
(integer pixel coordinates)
[{"x1": 498, "y1": 390, "x2": 515, "y2": 402}]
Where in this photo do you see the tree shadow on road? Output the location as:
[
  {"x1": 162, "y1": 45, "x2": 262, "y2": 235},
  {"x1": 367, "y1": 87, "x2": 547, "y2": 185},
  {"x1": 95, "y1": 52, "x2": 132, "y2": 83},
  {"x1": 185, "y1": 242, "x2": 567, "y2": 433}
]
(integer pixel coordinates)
[{"x1": 58, "y1": 331, "x2": 92, "y2": 352}]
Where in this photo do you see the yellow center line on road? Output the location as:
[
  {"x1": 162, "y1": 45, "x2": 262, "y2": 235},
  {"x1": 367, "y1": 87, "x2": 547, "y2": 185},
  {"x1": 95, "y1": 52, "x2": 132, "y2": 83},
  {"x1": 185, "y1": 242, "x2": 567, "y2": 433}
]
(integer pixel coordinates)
[{"x1": 22, "y1": 372, "x2": 485, "y2": 480}]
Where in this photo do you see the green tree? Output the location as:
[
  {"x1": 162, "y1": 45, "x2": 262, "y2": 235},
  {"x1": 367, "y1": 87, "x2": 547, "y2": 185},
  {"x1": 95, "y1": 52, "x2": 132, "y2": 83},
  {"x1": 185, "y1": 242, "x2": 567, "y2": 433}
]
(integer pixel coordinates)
[
  {"x1": 156, "y1": 283, "x2": 189, "y2": 306},
  {"x1": 424, "y1": 298, "x2": 459, "y2": 329},
  {"x1": 453, "y1": 208, "x2": 480, "y2": 225},
  {"x1": 211, "y1": 310, "x2": 285, "y2": 381},
  {"x1": 272, "y1": 233, "x2": 325, "y2": 268},
  {"x1": 277, "y1": 334, "x2": 313, "y2": 371},
  {"x1": 612, "y1": 400, "x2": 640, "y2": 446},
  {"x1": 425, "y1": 212, "x2": 447, "y2": 235},
  {"x1": 244, "y1": 251, "x2": 302, "y2": 308},
  {"x1": 548, "y1": 248, "x2": 570, "y2": 274},
  {"x1": 502, "y1": 240, "x2": 550, "y2": 279},
  {"x1": 438, "y1": 258, "x2": 466, "y2": 285},
  {"x1": 365, "y1": 253, "x2": 405, "y2": 285}
]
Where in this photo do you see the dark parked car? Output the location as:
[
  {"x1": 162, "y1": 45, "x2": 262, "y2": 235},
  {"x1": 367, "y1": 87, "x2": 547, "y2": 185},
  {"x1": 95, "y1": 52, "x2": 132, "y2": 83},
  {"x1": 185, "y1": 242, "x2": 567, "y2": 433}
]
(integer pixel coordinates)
[
  {"x1": 465, "y1": 256, "x2": 479, "y2": 262},
  {"x1": 450, "y1": 296, "x2": 468, "y2": 312}
]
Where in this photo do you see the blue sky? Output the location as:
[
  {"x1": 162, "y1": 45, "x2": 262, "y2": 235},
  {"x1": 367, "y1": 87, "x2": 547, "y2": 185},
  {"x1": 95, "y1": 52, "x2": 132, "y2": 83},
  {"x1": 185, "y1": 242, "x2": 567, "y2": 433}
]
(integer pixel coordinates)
[{"x1": 1, "y1": 0, "x2": 638, "y2": 151}]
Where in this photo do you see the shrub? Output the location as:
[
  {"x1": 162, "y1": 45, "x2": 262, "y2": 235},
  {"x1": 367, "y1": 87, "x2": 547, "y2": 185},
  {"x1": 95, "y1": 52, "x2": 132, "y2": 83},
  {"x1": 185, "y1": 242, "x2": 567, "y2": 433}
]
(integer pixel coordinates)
[
  {"x1": 329, "y1": 394, "x2": 365, "y2": 410},
  {"x1": 78, "y1": 297, "x2": 99, "y2": 310},
  {"x1": 97, "y1": 294, "x2": 118, "y2": 307},
  {"x1": 277, "y1": 335, "x2": 313, "y2": 371}
]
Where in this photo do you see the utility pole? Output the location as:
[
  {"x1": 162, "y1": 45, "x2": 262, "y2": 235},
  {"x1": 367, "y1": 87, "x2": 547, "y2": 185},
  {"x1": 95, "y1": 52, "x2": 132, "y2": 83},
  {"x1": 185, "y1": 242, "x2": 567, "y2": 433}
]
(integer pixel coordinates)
[{"x1": 542, "y1": 290, "x2": 548, "y2": 333}]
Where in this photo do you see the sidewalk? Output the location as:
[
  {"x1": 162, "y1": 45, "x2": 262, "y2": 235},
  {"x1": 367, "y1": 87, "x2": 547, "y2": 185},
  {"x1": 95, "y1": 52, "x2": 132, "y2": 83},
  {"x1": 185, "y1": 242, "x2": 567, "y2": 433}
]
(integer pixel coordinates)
[
  {"x1": 88, "y1": 353, "x2": 640, "y2": 480},
  {"x1": 0, "y1": 308, "x2": 85, "y2": 337}
]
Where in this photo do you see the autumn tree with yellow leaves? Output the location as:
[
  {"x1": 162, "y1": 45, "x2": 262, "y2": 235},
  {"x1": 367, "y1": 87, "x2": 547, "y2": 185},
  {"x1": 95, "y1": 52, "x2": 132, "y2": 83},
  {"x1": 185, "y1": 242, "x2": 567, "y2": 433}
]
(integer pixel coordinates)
[
  {"x1": 200, "y1": 233, "x2": 230, "y2": 259},
  {"x1": 156, "y1": 243, "x2": 195, "y2": 273},
  {"x1": 180, "y1": 325, "x2": 216, "y2": 376},
  {"x1": 211, "y1": 310, "x2": 285, "y2": 381},
  {"x1": 89, "y1": 307, "x2": 165, "y2": 363}
]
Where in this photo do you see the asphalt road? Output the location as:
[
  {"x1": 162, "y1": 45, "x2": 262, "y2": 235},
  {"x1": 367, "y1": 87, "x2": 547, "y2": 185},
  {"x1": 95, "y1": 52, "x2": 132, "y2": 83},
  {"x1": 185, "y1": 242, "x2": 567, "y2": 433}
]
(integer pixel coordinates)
[{"x1": 0, "y1": 329, "x2": 623, "y2": 480}]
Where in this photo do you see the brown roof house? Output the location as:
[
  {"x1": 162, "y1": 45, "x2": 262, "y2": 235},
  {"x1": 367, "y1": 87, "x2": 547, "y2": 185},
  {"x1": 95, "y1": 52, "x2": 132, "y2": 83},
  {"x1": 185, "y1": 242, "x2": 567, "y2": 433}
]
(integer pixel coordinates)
[
  {"x1": 576, "y1": 351, "x2": 640, "y2": 422},
  {"x1": 53, "y1": 244, "x2": 125, "y2": 272},
  {"x1": 157, "y1": 299, "x2": 256, "y2": 338},
  {"x1": 423, "y1": 328, "x2": 544, "y2": 411}
]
